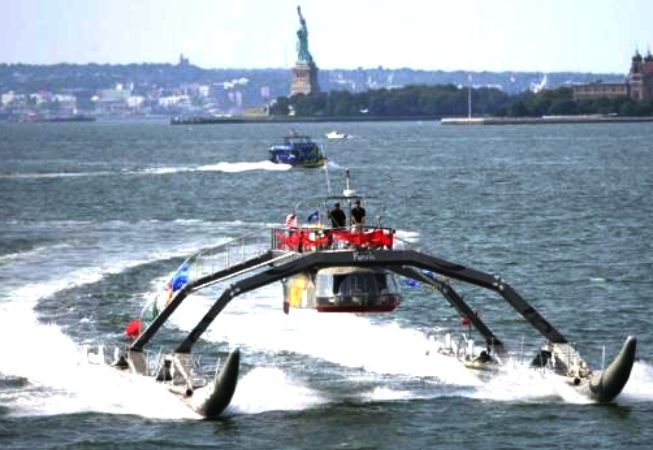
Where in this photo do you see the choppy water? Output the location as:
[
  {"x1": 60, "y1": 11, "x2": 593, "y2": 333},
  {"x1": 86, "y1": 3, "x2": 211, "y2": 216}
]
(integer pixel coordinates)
[{"x1": 1, "y1": 120, "x2": 652, "y2": 449}]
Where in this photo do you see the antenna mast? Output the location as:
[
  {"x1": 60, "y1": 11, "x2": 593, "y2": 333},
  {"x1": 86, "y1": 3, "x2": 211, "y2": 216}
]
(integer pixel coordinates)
[
  {"x1": 343, "y1": 169, "x2": 356, "y2": 197},
  {"x1": 323, "y1": 163, "x2": 331, "y2": 195},
  {"x1": 467, "y1": 73, "x2": 472, "y2": 120}
]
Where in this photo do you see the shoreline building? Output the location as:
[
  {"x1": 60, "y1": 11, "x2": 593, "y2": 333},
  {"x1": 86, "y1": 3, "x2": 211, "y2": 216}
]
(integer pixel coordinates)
[
  {"x1": 573, "y1": 50, "x2": 653, "y2": 101},
  {"x1": 628, "y1": 50, "x2": 653, "y2": 100},
  {"x1": 290, "y1": 6, "x2": 319, "y2": 96}
]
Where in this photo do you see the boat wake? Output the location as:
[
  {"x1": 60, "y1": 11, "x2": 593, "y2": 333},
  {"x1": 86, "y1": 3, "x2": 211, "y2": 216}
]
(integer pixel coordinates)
[
  {"x1": 197, "y1": 161, "x2": 291, "y2": 172},
  {"x1": 164, "y1": 284, "x2": 653, "y2": 408},
  {"x1": 0, "y1": 161, "x2": 291, "y2": 180},
  {"x1": 0, "y1": 282, "x2": 199, "y2": 419},
  {"x1": 227, "y1": 367, "x2": 325, "y2": 415},
  {"x1": 142, "y1": 160, "x2": 292, "y2": 174},
  {"x1": 0, "y1": 171, "x2": 116, "y2": 180}
]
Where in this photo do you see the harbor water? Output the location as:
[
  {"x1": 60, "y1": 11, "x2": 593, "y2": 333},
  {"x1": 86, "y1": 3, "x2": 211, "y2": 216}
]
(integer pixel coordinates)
[{"x1": 1, "y1": 120, "x2": 652, "y2": 449}]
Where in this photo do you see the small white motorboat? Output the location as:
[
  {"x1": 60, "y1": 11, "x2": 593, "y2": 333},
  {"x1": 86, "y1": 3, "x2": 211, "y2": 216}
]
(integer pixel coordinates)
[{"x1": 325, "y1": 130, "x2": 350, "y2": 139}]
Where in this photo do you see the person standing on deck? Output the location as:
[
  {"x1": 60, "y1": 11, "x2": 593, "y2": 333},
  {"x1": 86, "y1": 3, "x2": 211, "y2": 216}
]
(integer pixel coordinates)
[
  {"x1": 328, "y1": 202, "x2": 346, "y2": 228},
  {"x1": 351, "y1": 200, "x2": 366, "y2": 227}
]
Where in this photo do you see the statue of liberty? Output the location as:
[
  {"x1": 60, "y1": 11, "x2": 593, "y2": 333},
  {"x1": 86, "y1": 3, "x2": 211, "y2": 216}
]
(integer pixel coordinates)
[
  {"x1": 296, "y1": 6, "x2": 313, "y2": 64},
  {"x1": 290, "y1": 5, "x2": 319, "y2": 95}
]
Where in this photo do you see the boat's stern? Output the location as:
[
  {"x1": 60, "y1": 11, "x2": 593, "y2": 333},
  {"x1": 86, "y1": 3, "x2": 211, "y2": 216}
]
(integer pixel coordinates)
[{"x1": 282, "y1": 266, "x2": 401, "y2": 313}]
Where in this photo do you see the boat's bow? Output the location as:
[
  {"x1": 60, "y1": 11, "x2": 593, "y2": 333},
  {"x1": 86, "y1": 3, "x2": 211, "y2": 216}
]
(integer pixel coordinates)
[
  {"x1": 588, "y1": 336, "x2": 637, "y2": 402},
  {"x1": 194, "y1": 348, "x2": 241, "y2": 418}
]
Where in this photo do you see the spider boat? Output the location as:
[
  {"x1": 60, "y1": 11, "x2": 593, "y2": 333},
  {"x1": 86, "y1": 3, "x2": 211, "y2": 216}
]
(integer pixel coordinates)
[{"x1": 107, "y1": 172, "x2": 637, "y2": 419}]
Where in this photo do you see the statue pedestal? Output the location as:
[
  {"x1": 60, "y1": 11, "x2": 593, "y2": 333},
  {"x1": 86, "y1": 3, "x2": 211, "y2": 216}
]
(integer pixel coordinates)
[{"x1": 291, "y1": 62, "x2": 319, "y2": 96}]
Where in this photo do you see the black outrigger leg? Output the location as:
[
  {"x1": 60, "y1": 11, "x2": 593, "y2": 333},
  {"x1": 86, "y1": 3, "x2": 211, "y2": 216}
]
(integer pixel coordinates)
[
  {"x1": 389, "y1": 250, "x2": 570, "y2": 344},
  {"x1": 390, "y1": 266, "x2": 505, "y2": 355},
  {"x1": 131, "y1": 250, "x2": 287, "y2": 352},
  {"x1": 127, "y1": 250, "x2": 297, "y2": 419},
  {"x1": 175, "y1": 248, "x2": 570, "y2": 354}
]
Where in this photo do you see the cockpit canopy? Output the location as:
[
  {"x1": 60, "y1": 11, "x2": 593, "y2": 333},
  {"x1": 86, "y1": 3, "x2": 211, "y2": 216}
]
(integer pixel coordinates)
[{"x1": 283, "y1": 267, "x2": 401, "y2": 313}]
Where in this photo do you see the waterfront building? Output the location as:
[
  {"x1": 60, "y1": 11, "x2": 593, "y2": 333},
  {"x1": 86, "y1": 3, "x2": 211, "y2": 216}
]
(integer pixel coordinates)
[
  {"x1": 573, "y1": 82, "x2": 628, "y2": 100},
  {"x1": 572, "y1": 50, "x2": 653, "y2": 101},
  {"x1": 628, "y1": 50, "x2": 653, "y2": 100},
  {"x1": 1, "y1": 91, "x2": 18, "y2": 106},
  {"x1": 178, "y1": 53, "x2": 190, "y2": 67},
  {"x1": 92, "y1": 84, "x2": 132, "y2": 114}
]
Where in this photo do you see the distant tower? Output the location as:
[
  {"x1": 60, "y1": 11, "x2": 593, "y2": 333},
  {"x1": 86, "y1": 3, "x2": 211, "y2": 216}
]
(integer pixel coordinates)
[
  {"x1": 290, "y1": 6, "x2": 319, "y2": 96},
  {"x1": 627, "y1": 49, "x2": 653, "y2": 101}
]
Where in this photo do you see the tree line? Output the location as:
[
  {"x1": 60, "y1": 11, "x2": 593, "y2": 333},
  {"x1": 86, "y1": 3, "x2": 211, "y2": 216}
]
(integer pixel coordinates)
[{"x1": 269, "y1": 85, "x2": 653, "y2": 118}]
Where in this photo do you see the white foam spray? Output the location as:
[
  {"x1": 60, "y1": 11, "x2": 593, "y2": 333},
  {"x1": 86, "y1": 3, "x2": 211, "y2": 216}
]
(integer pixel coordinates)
[
  {"x1": 197, "y1": 161, "x2": 291, "y2": 172},
  {"x1": 0, "y1": 280, "x2": 197, "y2": 419},
  {"x1": 226, "y1": 367, "x2": 326, "y2": 415}
]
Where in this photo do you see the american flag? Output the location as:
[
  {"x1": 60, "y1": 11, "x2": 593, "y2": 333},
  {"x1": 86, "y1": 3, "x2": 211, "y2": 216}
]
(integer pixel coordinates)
[{"x1": 285, "y1": 213, "x2": 298, "y2": 228}]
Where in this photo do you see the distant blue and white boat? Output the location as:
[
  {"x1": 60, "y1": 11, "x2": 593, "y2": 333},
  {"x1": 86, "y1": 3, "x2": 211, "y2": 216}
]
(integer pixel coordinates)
[{"x1": 269, "y1": 131, "x2": 326, "y2": 168}]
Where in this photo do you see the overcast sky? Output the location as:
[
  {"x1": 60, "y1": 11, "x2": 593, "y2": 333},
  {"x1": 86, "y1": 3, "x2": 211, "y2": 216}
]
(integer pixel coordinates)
[{"x1": 2, "y1": 0, "x2": 652, "y2": 74}]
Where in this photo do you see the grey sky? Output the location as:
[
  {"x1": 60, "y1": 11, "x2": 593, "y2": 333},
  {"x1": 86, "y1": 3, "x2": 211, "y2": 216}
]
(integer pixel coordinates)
[{"x1": 2, "y1": 0, "x2": 652, "y2": 73}]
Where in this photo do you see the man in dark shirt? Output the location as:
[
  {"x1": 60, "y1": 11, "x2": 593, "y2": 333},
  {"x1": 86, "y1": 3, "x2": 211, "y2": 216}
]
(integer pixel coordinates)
[
  {"x1": 351, "y1": 200, "x2": 366, "y2": 226},
  {"x1": 329, "y1": 202, "x2": 347, "y2": 228}
]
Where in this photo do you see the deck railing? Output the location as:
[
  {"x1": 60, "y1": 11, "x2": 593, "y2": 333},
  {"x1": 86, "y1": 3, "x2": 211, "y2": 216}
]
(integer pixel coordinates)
[
  {"x1": 271, "y1": 226, "x2": 396, "y2": 253},
  {"x1": 188, "y1": 229, "x2": 271, "y2": 284}
]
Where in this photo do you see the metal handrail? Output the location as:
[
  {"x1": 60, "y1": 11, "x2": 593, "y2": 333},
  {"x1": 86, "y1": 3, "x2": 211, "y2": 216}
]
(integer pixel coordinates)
[{"x1": 188, "y1": 228, "x2": 271, "y2": 283}]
